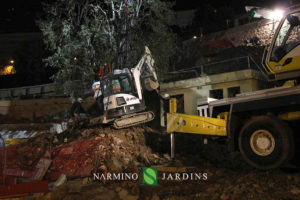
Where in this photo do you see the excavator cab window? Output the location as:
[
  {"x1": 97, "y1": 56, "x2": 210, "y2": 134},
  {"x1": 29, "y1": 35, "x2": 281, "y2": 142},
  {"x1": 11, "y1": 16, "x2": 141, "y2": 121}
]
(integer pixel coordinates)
[
  {"x1": 119, "y1": 75, "x2": 132, "y2": 93},
  {"x1": 271, "y1": 12, "x2": 300, "y2": 62},
  {"x1": 102, "y1": 74, "x2": 135, "y2": 96},
  {"x1": 112, "y1": 75, "x2": 134, "y2": 94},
  {"x1": 102, "y1": 79, "x2": 112, "y2": 97},
  {"x1": 112, "y1": 79, "x2": 121, "y2": 93}
]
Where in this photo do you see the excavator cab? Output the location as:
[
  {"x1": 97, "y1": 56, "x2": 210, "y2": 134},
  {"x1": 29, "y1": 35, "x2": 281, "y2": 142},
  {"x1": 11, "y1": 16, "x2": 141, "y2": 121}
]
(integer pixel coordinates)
[
  {"x1": 101, "y1": 73, "x2": 136, "y2": 97},
  {"x1": 263, "y1": 8, "x2": 300, "y2": 81}
]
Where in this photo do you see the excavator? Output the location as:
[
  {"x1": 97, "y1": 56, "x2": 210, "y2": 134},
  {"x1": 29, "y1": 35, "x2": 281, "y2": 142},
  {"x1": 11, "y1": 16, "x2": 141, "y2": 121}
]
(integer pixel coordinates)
[{"x1": 91, "y1": 46, "x2": 159, "y2": 129}]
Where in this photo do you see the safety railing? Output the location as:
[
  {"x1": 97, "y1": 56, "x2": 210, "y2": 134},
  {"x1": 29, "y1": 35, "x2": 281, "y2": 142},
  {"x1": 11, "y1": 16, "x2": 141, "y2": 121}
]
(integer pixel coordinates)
[{"x1": 162, "y1": 56, "x2": 269, "y2": 82}]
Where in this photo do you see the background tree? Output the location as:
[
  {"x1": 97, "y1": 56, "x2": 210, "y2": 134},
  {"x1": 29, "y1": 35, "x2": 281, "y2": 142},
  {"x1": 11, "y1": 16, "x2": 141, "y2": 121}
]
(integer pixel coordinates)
[{"x1": 38, "y1": 0, "x2": 176, "y2": 97}]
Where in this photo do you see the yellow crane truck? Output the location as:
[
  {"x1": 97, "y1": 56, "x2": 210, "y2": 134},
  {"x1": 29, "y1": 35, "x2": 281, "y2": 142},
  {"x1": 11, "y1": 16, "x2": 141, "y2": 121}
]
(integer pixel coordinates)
[{"x1": 166, "y1": 5, "x2": 300, "y2": 169}]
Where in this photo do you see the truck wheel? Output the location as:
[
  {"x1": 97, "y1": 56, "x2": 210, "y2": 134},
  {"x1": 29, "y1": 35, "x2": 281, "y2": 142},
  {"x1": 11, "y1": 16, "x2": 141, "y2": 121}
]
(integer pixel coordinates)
[{"x1": 238, "y1": 116, "x2": 294, "y2": 169}]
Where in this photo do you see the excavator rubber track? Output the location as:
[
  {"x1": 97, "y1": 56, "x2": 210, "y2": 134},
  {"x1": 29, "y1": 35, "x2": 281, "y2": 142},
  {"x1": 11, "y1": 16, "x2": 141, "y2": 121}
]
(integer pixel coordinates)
[{"x1": 113, "y1": 111, "x2": 155, "y2": 129}]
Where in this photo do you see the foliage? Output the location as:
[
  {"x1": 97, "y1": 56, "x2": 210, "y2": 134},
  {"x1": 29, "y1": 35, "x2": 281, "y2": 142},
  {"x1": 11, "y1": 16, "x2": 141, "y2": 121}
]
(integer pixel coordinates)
[{"x1": 38, "y1": 0, "x2": 176, "y2": 97}]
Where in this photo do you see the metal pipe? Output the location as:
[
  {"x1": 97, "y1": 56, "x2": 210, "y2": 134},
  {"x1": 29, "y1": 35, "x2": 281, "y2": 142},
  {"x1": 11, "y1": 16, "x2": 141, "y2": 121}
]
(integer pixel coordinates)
[
  {"x1": 247, "y1": 56, "x2": 250, "y2": 69},
  {"x1": 170, "y1": 133, "x2": 175, "y2": 160}
]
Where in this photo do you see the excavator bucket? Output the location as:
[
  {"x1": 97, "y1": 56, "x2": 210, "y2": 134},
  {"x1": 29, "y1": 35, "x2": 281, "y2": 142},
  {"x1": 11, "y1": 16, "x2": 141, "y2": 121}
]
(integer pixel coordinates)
[{"x1": 144, "y1": 77, "x2": 159, "y2": 91}]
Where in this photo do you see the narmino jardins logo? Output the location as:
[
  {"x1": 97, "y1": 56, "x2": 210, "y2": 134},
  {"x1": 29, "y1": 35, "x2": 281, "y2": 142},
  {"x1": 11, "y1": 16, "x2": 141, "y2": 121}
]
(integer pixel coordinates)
[
  {"x1": 140, "y1": 167, "x2": 159, "y2": 186},
  {"x1": 93, "y1": 166, "x2": 208, "y2": 185}
]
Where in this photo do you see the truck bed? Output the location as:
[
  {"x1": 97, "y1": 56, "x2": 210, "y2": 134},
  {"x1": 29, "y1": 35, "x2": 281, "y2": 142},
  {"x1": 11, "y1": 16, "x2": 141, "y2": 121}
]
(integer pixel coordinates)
[{"x1": 208, "y1": 85, "x2": 300, "y2": 114}]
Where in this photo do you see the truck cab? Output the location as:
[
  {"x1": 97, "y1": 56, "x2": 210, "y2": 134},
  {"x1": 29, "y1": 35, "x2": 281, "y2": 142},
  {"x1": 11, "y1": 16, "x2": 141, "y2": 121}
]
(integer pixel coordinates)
[{"x1": 263, "y1": 6, "x2": 300, "y2": 81}]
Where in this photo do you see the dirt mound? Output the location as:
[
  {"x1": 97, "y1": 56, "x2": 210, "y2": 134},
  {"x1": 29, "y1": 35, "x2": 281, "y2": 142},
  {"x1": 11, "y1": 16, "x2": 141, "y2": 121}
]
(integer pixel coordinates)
[
  {"x1": 3, "y1": 127, "x2": 300, "y2": 200},
  {"x1": 1, "y1": 126, "x2": 171, "y2": 182}
]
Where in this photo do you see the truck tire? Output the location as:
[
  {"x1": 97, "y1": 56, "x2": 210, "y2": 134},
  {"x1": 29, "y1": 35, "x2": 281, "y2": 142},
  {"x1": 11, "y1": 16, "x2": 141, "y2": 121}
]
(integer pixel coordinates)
[{"x1": 238, "y1": 116, "x2": 294, "y2": 169}]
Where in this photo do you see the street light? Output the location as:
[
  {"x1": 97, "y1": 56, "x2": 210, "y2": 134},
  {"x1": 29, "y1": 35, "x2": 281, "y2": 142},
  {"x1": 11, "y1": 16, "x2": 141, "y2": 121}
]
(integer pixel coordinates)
[{"x1": 9, "y1": 59, "x2": 14, "y2": 64}]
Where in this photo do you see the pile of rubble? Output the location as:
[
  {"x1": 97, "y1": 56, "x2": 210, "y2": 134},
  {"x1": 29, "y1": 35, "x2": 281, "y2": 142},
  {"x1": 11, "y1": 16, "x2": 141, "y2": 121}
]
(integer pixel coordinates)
[
  {"x1": 0, "y1": 126, "x2": 170, "y2": 198},
  {"x1": 1, "y1": 126, "x2": 300, "y2": 200}
]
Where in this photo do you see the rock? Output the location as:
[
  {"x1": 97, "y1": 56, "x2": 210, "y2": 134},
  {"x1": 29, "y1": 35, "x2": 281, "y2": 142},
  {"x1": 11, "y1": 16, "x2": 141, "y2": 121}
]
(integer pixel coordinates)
[
  {"x1": 43, "y1": 192, "x2": 53, "y2": 200},
  {"x1": 220, "y1": 193, "x2": 230, "y2": 200},
  {"x1": 293, "y1": 176, "x2": 300, "y2": 182},
  {"x1": 82, "y1": 177, "x2": 89, "y2": 185},
  {"x1": 125, "y1": 132, "x2": 134, "y2": 140},
  {"x1": 123, "y1": 157, "x2": 131, "y2": 166},
  {"x1": 206, "y1": 186, "x2": 217, "y2": 193},
  {"x1": 111, "y1": 158, "x2": 123, "y2": 172},
  {"x1": 290, "y1": 188, "x2": 300, "y2": 195},
  {"x1": 118, "y1": 189, "x2": 129, "y2": 200},
  {"x1": 113, "y1": 136, "x2": 123, "y2": 145},
  {"x1": 53, "y1": 136, "x2": 59, "y2": 144},
  {"x1": 97, "y1": 145, "x2": 105, "y2": 151},
  {"x1": 126, "y1": 195, "x2": 139, "y2": 200},
  {"x1": 54, "y1": 174, "x2": 67, "y2": 187},
  {"x1": 151, "y1": 195, "x2": 160, "y2": 200},
  {"x1": 63, "y1": 195, "x2": 82, "y2": 200},
  {"x1": 97, "y1": 188, "x2": 117, "y2": 200},
  {"x1": 68, "y1": 183, "x2": 81, "y2": 193},
  {"x1": 215, "y1": 168, "x2": 228, "y2": 176},
  {"x1": 81, "y1": 131, "x2": 89, "y2": 138},
  {"x1": 130, "y1": 185, "x2": 139, "y2": 195},
  {"x1": 163, "y1": 154, "x2": 171, "y2": 161},
  {"x1": 115, "y1": 186, "x2": 122, "y2": 192}
]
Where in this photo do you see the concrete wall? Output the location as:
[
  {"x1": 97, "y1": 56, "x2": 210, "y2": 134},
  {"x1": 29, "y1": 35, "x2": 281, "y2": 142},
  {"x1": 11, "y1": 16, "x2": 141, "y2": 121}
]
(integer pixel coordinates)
[
  {"x1": 0, "y1": 83, "x2": 57, "y2": 100},
  {"x1": 0, "y1": 97, "x2": 95, "y2": 123},
  {"x1": 160, "y1": 69, "x2": 267, "y2": 117}
]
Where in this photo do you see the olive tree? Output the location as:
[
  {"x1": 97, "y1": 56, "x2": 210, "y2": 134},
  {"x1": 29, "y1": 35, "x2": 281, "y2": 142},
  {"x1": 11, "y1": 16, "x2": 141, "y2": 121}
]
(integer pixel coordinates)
[{"x1": 38, "y1": 0, "x2": 176, "y2": 97}]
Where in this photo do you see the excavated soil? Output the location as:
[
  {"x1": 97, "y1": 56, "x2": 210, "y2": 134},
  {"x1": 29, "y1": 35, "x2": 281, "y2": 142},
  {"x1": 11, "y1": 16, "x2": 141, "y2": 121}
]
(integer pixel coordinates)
[{"x1": 2, "y1": 126, "x2": 300, "y2": 200}]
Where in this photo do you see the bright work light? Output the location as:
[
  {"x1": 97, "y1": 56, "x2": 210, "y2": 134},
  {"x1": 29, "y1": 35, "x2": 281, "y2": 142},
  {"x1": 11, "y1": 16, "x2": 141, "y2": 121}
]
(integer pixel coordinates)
[{"x1": 269, "y1": 9, "x2": 284, "y2": 20}]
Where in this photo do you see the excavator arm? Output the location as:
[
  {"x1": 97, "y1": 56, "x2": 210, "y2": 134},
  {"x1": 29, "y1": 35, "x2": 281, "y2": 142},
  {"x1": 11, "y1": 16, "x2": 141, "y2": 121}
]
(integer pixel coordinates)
[{"x1": 131, "y1": 46, "x2": 159, "y2": 100}]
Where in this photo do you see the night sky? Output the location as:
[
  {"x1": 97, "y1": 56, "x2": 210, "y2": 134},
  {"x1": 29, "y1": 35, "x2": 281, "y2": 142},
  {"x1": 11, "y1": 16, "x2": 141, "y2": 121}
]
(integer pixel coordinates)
[
  {"x1": 0, "y1": 0, "x2": 295, "y2": 88},
  {"x1": 0, "y1": 0, "x2": 43, "y2": 33},
  {"x1": 0, "y1": 0, "x2": 291, "y2": 33}
]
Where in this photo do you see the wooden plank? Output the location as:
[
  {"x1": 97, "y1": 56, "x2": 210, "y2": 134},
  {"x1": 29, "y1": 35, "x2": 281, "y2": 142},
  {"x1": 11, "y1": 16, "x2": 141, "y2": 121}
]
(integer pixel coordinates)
[{"x1": 32, "y1": 158, "x2": 52, "y2": 181}]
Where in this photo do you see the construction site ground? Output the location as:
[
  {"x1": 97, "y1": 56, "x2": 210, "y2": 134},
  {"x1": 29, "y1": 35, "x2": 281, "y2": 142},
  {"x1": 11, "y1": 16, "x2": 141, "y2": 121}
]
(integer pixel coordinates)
[{"x1": 1, "y1": 125, "x2": 300, "y2": 200}]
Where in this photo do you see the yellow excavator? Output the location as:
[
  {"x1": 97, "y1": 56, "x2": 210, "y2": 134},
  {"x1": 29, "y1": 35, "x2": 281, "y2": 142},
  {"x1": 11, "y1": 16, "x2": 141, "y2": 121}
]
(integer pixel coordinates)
[{"x1": 166, "y1": 5, "x2": 300, "y2": 169}]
